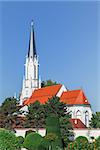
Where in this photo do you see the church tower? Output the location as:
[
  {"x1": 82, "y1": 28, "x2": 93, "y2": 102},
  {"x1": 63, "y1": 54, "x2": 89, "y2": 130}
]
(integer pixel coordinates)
[{"x1": 20, "y1": 21, "x2": 41, "y2": 105}]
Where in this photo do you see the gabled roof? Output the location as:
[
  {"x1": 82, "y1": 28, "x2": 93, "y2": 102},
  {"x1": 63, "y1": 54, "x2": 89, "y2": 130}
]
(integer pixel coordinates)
[
  {"x1": 60, "y1": 89, "x2": 90, "y2": 105},
  {"x1": 24, "y1": 84, "x2": 62, "y2": 105},
  {"x1": 70, "y1": 118, "x2": 87, "y2": 128}
]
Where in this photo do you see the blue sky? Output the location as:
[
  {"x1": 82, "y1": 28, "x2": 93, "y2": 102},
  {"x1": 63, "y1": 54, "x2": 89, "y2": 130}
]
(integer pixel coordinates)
[{"x1": 0, "y1": 1, "x2": 99, "y2": 111}]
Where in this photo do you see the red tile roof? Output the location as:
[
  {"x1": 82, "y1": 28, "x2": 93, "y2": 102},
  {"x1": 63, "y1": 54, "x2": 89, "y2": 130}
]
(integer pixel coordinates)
[
  {"x1": 24, "y1": 84, "x2": 62, "y2": 105},
  {"x1": 60, "y1": 90, "x2": 90, "y2": 105},
  {"x1": 70, "y1": 118, "x2": 87, "y2": 128}
]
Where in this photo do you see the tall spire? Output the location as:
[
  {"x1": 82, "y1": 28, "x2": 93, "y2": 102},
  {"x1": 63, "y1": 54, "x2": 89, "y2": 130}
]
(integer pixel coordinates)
[{"x1": 28, "y1": 20, "x2": 37, "y2": 58}]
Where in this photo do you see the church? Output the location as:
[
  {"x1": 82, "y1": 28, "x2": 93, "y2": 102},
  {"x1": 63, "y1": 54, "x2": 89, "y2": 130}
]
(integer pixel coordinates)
[{"x1": 20, "y1": 21, "x2": 92, "y2": 128}]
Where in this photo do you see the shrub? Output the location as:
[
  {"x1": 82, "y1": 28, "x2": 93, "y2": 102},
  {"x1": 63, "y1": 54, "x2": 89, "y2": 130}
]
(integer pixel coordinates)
[
  {"x1": 66, "y1": 136, "x2": 90, "y2": 150},
  {"x1": 23, "y1": 132, "x2": 43, "y2": 150},
  {"x1": 46, "y1": 114, "x2": 63, "y2": 150},
  {"x1": 17, "y1": 136, "x2": 24, "y2": 148},
  {"x1": 93, "y1": 136, "x2": 100, "y2": 149},
  {"x1": 75, "y1": 136, "x2": 88, "y2": 143},
  {"x1": 38, "y1": 138, "x2": 50, "y2": 150},
  {"x1": 0, "y1": 129, "x2": 20, "y2": 150},
  {"x1": 25, "y1": 129, "x2": 35, "y2": 137}
]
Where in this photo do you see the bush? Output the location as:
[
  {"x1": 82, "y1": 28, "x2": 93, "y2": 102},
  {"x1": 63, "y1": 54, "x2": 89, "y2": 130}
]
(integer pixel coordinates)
[
  {"x1": 23, "y1": 132, "x2": 43, "y2": 150},
  {"x1": 46, "y1": 114, "x2": 63, "y2": 150},
  {"x1": 92, "y1": 136, "x2": 100, "y2": 150},
  {"x1": 17, "y1": 136, "x2": 24, "y2": 148},
  {"x1": 66, "y1": 136, "x2": 90, "y2": 150},
  {"x1": 0, "y1": 129, "x2": 20, "y2": 150},
  {"x1": 25, "y1": 129, "x2": 35, "y2": 137},
  {"x1": 38, "y1": 138, "x2": 50, "y2": 150},
  {"x1": 75, "y1": 136, "x2": 88, "y2": 143}
]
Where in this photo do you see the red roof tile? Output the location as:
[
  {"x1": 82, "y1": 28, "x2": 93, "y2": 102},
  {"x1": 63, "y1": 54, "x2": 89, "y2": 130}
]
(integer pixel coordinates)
[
  {"x1": 70, "y1": 118, "x2": 87, "y2": 128},
  {"x1": 24, "y1": 84, "x2": 62, "y2": 105},
  {"x1": 60, "y1": 90, "x2": 90, "y2": 105}
]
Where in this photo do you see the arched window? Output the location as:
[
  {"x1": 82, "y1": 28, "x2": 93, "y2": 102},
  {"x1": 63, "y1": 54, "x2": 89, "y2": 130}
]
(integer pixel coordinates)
[
  {"x1": 76, "y1": 110, "x2": 81, "y2": 120},
  {"x1": 34, "y1": 65, "x2": 36, "y2": 79},
  {"x1": 85, "y1": 111, "x2": 89, "y2": 127},
  {"x1": 70, "y1": 111, "x2": 73, "y2": 118}
]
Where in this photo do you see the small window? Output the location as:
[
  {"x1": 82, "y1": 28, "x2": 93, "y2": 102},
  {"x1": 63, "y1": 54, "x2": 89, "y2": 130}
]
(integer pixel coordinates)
[
  {"x1": 76, "y1": 110, "x2": 81, "y2": 120},
  {"x1": 85, "y1": 111, "x2": 89, "y2": 126},
  {"x1": 34, "y1": 65, "x2": 36, "y2": 79}
]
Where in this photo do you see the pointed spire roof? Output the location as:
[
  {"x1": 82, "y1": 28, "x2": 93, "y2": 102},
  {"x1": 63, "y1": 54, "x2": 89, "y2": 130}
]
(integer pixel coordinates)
[{"x1": 28, "y1": 20, "x2": 37, "y2": 58}]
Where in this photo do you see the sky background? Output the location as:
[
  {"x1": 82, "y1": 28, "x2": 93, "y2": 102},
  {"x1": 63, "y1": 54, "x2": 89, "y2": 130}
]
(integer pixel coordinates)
[{"x1": 0, "y1": 1, "x2": 99, "y2": 111}]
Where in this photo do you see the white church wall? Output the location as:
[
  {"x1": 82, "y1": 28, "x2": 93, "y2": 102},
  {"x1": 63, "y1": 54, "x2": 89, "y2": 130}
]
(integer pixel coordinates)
[
  {"x1": 15, "y1": 128, "x2": 46, "y2": 137},
  {"x1": 74, "y1": 129, "x2": 100, "y2": 141},
  {"x1": 67, "y1": 105, "x2": 92, "y2": 127},
  {"x1": 15, "y1": 128, "x2": 100, "y2": 142},
  {"x1": 56, "y1": 85, "x2": 67, "y2": 97}
]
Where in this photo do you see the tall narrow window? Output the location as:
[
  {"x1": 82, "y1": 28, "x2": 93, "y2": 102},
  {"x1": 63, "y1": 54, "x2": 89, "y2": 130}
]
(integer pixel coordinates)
[
  {"x1": 85, "y1": 111, "x2": 89, "y2": 127},
  {"x1": 76, "y1": 110, "x2": 81, "y2": 120},
  {"x1": 70, "y1": 111, "x2": 73, "y2": 118},
  {"x1": 34, "y1": 65, "x2": 36, "y2": 79}
]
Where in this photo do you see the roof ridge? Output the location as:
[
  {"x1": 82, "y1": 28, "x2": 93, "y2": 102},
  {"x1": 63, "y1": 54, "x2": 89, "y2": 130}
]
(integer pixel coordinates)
[{"x1": 63, "y1": 89, "x2": 82, "y2": 93}]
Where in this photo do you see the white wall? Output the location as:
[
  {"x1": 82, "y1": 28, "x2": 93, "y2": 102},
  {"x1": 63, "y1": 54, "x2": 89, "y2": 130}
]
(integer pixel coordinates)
[
  {"x1": 74, "y1": 128, "x2": 100, "y2": 141},
  {"x1": 56, "y1": 85, "x2": 67, "y2": 97},
  {"x1": 15, "y1": 128, "x2": 100, "y2": 142},
  {"x1": 67, "y1": 105, "x2": 92, "y2": 127},
  {"x1": 15, "y1": 128, "x2": 46, "y2": 137}
]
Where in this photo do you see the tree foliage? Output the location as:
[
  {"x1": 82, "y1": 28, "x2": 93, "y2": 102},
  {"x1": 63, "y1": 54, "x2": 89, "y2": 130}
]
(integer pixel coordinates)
[
  {"x1": 0, "y1": 97, "x2": 19, "y2": 115},
  {"x1": 23, "y1": 132, "x2": 43, "y2": 150},
  {"x1": 44, "y1": 97, "x2": 73, "y2": 146},
  {"x1": 25, "y1": 96, "x2": 73, "y2": 148},
  {"x1": 66, "y1": 136, "x2": 89, "y2": 150},
  {"x1": 25, "y1": 130, "x2": 35, "y2": 137},
  {"x1": 0, "y1": 129, "x2": 21, "y2": 150},
  {"x1": 90, "y1": 112, "x2": 100, "y2": 128},
  {"x1": 25, "y1": 101, "x2": 45, "y2": 129},
  {"x1": 60, "y1": 116, "x2": 73, "y2": 147},
  {"x1": 0, "y1": 97, "x2": 19, "y2": 130},
  {"x1": 46, "y1": 114, "x2": 63, "y2": 150},
  {"x1": 41, "y1": 79, "x2": 58, "y2": 87},
  {"x1": 44, "y1": 96, "x2": 67, "y2": 117}
]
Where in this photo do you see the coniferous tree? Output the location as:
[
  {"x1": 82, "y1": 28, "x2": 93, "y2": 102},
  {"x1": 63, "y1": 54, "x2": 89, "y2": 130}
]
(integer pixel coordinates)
[
  {"x1": 90, "y1": 112, "x2": 100, "y2": 128},
  {"x1": 25, "y1": 101, "x2": 45, "y2": 129},
  {"x1": 0, "y1": 97, "x2": 19, "y2": 130},
  {"x1": 44, "y1": 97, "x2": 73, "y2": 146},
  {"x1": 25, "y1": 96, "x2": 73, "y2": 147},
  {"x1": 44, "y1": 96, "x2": 67, "y2": 117}
]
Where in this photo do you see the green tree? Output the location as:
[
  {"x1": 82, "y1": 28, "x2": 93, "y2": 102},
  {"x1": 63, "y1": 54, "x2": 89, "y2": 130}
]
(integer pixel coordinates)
[
  {"x1": 41, "y1": 79, "x2": 58, "y2": 87},
  {"x1": 23, "y1": 132, "x2": 43, "y2": 150},
  {"x1": 16, "y1": 136, "x2": 24, "y2": 149},
  {"x1": 94, "y1": 136, "x2": 100, "y2": 150},
  {"x1": 25, "y1": 130, "x2": 35, "y2": 137},
  {"x1": 0, "y1": 97, "x2": 19, "y2": 130},
  {"x1": 0, "y1": 129, "x2": 21, "y2": 150},
  {"x1": 25, "y1": 96, "x2": 73, "y2": 148},
  {"x1": 44, "y1": 96, "x2": 67, "y2": 117},
  {"x1": 25, "y1": 101, "x2": 45, "y2": 130},
  {"x1": 44, "y1": 97, "x2": 73, "y2": 147},
  {"x1": 0, "y1": 97, "x2": 19, "y2": 115},
  {"x1": 60, "y1": 116, "x2": 73, "y2": 147},
  {"x1": 90, "y1": 112, "x2": 100, "y2": 128},
  {"x1": 46, "y1": 114, "x2": 63, "y2": 150}
]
